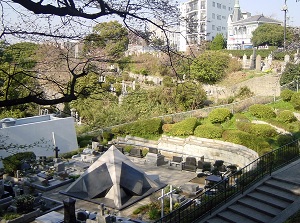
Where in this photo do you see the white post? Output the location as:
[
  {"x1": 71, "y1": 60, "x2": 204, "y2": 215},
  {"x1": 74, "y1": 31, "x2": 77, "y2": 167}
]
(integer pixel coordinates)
[
  {"x1": 161, "y1": 189, "x2": 164, "y2": 218},
  {"x1": 52, "y1": 132, "x2": 56, "y2": 147},
  {"x1": 170, "y1": 185, "x2": 173, "y2": 212}
]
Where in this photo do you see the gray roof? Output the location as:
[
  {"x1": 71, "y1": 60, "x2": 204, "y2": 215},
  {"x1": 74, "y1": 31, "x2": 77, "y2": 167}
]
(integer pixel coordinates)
[
  {"x1": 61, "y1": 145, "x2": 166, "y2": 210},
  {"x1": 232, "y1": 14, "x2": 282, "y2": 25}
]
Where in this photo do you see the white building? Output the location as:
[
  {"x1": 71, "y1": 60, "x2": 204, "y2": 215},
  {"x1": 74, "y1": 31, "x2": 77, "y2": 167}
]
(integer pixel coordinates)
[
  {"x1": 227, "y1": 0, "x2": 282, "y2": 50},
  {"x1": 0, "y1": 114, "x2": 78, "y2": 168},
  {"x1": 179, "y1": 0, "x2": 235, "y2": 52}
]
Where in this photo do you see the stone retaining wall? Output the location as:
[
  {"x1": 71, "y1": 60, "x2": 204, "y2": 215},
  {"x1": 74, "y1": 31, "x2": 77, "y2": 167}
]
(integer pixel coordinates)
[{"x1": 114, "y1": 135, "x2": 259, "y2": 167}]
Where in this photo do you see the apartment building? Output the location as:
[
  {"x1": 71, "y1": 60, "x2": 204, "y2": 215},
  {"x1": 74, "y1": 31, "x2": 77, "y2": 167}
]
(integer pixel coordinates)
[{"x1": 179, "y1": 0, "x2": 235, "y2": 51}]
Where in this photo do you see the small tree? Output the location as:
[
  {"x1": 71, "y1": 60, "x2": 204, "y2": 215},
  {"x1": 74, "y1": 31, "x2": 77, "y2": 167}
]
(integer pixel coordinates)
[
  {"x1": 190, "y1": 51, "x2": 230, "y2": 84},
  {"x1": 210, "y1": 33, "x2": 226, "y2": 50}
]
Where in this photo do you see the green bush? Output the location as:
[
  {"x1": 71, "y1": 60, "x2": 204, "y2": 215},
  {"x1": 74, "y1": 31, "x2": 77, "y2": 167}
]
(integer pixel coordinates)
[
  {"x1": 291, "y1": 92, "x2": 300, "y2": 110},
  {"x1": 15, "y1": 194, "x2": 35, "y2": 213},
  {"x1": 281, "y1": 89, "x2": 295, "y2": 102},
  {"x1": 208, "y1": 108, "x2": 232, "y2": 124},
  {"x1": 194, "y1": 124, "x2": 223, "y2": 139},
  {"x1": 222, "y1": 130, "x2": 271, "y2": 155},
  {"x1": 148, "y1": 207, "x2": 160, "y2": 220},
  {"x1": 277, "y1": 110, "x2": 297, "y2": 123},
  {"x1": 3, "y1": 213, "x2": 21, "y2": 220},
  {"x1": 111, "y1": 118, "x2": 162, "y2": 137},
  {"x1": 162, "y1": 124, "x2": 173, "y2": 133},
  {"x1": 3, "y1": 152, "x2": 36, "y2": 176},
  {"x1": 249, "y1": 104, "x2": 276, "y2": 119},
  {"x1": 277, "y1": 134, "x2": 295, "y2": 147},
  {"x1": 124, "y1": 145, "x2": 134, "y2": 153},
  {"x1": 236, "y1": 122, "x2": 278, "y2": 138},
  {"x1": 169, "y1": 117, "x2": 198, "y2": 136}
]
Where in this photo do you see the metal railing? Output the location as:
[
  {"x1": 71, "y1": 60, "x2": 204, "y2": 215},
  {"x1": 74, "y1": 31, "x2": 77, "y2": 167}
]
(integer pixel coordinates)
[{"x1": 154, "y1": 139, "x2": 300, "y2": 223}]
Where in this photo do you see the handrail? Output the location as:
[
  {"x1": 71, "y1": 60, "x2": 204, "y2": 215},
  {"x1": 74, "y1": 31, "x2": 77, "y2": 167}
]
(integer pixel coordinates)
[{"x1": 154, "y1": 139, "x2": 300, "y2": 223}]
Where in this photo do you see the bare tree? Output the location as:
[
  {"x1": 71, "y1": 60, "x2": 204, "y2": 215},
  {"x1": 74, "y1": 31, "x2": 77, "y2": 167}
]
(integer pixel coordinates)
[{"x1": 0, "y1": 0, "x2": 180, "y2": 108}]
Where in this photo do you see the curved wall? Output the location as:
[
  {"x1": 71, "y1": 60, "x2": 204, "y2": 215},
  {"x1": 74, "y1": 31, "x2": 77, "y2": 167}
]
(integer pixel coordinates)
[{"x1": 114, "y1": 135, "x2": 259, "y2": 167}]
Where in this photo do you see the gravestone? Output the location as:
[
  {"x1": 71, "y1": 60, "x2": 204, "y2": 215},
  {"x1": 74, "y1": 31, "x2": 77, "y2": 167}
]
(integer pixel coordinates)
[
  {"x1": 256, "y1": 55, "x2": 262, "y2": 71},
  {"x1": 63, "y1": 197, "x2": 76, "y2": 223},
  {"x1": 0, "y1": 180, "x2": 3, "y2": 197},
  {"x1": 284, "y1": 54, "x2": 290, "y2": 63},
  {"x1": 54, "y1": 162, "x2": 65, "y2": 173},
  {"x1": 242, "y1": 54, "x2": 247, "y2": 68}
]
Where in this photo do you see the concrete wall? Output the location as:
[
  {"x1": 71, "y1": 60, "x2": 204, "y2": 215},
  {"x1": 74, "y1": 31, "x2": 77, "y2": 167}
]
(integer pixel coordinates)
[
  {"x1": 0, "y1": 115, "x2": 78, "y2": 168},
  {"x1": 114, "y1": 135, "x2": 259, "y2": 168}
]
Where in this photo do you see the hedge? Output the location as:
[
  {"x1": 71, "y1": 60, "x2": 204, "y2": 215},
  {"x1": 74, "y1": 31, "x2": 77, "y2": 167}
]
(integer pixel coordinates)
[
  {"x1": 194, "y1": 124, "x2": 224, "y2": 139},
  {"x1": 280, "y1": 89, "x2": 295, "y2": 102},
  {"x1": 208, "y1": 108, "x2": 232, "y2": 123},
  {"x1": 168, "y1": 117, "x2": 198, "y2": 136},
  {"x1": 276, "y1": 134, "x2": 295, "y2": 147},
  {"x1": 111, "y1": 118, "x2": 163, "y2": 137},
  {"x1": 249, "y1": 104, "x2": 276, "y2": 119},
  {"x1": 222, "y1": 130, "x2": 271, "y2": 155},
  {"x1": 277, "y1": 110, "x2": 297, "y2": 123},
  {"x1": 291, "y1": 92, "x2": 300, "y2": 110},
  {"x1": 236, "y1": 122, "x2": 278, "y2": 138}
]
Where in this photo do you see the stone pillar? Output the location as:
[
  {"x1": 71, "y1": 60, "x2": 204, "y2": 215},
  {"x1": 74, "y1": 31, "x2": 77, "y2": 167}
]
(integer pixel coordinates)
[
  {"x1": 256, "y1": 55, "x2": 262, "y2": 71},
  {"x1": 250, "y1": 48, "x2": 256, "y2": 70},
  {"x1": 63, "y1": 197, "x2": 76, "y2": 223}
]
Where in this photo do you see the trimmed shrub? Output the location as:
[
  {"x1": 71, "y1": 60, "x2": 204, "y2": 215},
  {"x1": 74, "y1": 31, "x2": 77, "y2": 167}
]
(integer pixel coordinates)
[
  {"x1": 222, "y1": 130, "x2": 271, "y2": 155},
  {"x1": 291, "y1": 92, "x2": 300, "y2": 110},
  {"x1": 277, "y1": 110, "x2": 297, "y2": 123},
  {"x1": 249, "y1": 104, "x2": 276, "y2": 119},
  {"x1": 236, "y1": 122, "x2": 278, "y2": 137},
  {"x1": 162, "y1": 124, "x2": 173, "y2": 133},
  {"x1": 194, "y1": 124, "x2": 223, "y2": 139},
  {"x1": 281, "y1": 89, "x2": 295, "y2": 102},
  {"x1": 111, "y1": 118, "x2": 162, "y2": 137},
  {"x1": 169, "y1": 117, "x2": 198, "y2": 136},
  {"x1": 208, "y1": 108, "x2": 232, "y2": 124},
  {"x1": 277, "y1": 134, "x2": 295, "y2": 147}
]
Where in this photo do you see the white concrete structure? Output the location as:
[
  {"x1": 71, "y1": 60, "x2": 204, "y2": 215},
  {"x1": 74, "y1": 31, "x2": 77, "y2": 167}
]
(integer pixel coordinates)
[
  {"x1": 227, "y1": 0, "x2": 282, "y2": 50},
  {"x1": 179, "y1": 0, "x2": 235, "y2": 51},
  {"x1": 113, "y1": 135, "x2": 259, "y2": 168},
  {"x1": 0, "y1": 114, "x2": 78, "y2": 167}
]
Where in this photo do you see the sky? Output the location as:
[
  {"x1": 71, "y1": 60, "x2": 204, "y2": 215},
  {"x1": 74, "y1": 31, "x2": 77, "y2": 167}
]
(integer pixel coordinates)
[{"x1": 239, "y1": 0, "x2": 300, "y2": 27}]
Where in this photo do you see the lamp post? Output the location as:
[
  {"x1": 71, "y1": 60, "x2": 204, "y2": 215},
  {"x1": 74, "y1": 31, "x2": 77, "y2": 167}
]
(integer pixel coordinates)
[{"x1": 282, "y1": 0, "x2": 288, "y2": 50}]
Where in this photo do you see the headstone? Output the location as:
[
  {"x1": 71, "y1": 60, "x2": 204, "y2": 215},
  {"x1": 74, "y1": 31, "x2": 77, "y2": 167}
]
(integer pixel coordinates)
[
  {"x1": 54, "y1": 162, "x2": 65, "y2": 172},
  {"x1": 53, "y1": 158, "x2": 62, "y2": 163},
  {"x1": 63, "y1": 197, "x2": 76, "y2": 223},
  {"x1": 256, "y1": 55, "x2": 262, "y2": 71},
  {"x1": 284, "y1": 54, "x2": 290, "y2": 63},
  {"x1": 242, "y1": 54, "x2": 247, "y2": 69},
  {"x1": 0, "y1": 180, "x2": 4, "y2": 197}
]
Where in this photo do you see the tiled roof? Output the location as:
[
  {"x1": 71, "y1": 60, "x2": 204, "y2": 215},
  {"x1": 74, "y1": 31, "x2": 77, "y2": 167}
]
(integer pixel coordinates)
[{"x1": 233, "y1": 14, "x2": 282, "y2": 25}]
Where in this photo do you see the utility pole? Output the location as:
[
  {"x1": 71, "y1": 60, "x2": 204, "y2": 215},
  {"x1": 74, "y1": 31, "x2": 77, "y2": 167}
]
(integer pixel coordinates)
[{"x1": 282, "y1": 0, "x2": 288, "y2": 50}]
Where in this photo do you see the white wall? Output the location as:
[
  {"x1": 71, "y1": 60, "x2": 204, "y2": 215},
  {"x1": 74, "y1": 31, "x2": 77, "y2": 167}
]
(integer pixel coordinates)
[{"x1": 0, "y1": 115, "x2": 78, "y2": 168}]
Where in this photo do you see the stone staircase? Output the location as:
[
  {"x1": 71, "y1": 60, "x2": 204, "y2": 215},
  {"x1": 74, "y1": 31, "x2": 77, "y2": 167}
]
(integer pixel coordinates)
[{"x1": 202, "y1": 177, "x2": 300, "y2": 223}]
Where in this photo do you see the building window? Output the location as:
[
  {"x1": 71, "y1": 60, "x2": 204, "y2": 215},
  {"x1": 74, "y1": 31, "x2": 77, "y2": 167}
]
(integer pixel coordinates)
[
  {"x1": 222, "y1": 15, "x2": 226, "y2": 19},
  {"x1": 217, "y1": 15, "x2": 221, "y2": 20},
  {"x1": 217, "y1": 26, "x2": 221, "y2": 31},
  {"x1": 222, "y1": 27, "x2": 226, "y2": 30},
  {"x1": 212, "y1": 25, "x2": 215, "y2": 30},
  {"x1": 223, "y1": 5, "x2": 226, "y2": 10},
  {"x1": 212, "y1": 13, "x2": 215, "y2": 19},
  {"x1": 217, "y1": 3, "x2": 221, "y2": 9},
  {"x1": 212, "y1": 2, "x2": 215, "y2": 7},
  {"x1": 201, "y1": 1, "x2": 205, "y2": 9}
]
